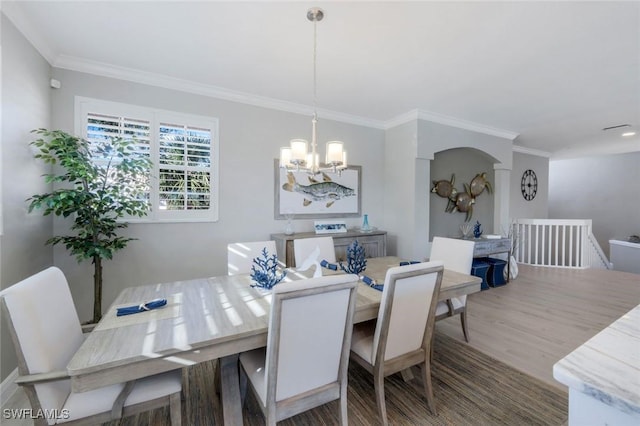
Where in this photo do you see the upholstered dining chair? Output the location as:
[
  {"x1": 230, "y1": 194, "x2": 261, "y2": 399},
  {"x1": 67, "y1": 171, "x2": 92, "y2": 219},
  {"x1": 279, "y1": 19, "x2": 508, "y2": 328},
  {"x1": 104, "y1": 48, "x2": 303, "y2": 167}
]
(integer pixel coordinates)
[
  {"x1": 350, "y1": 261, "x2": 444, "y2": 424},
  {"x1": 227, "y1": 240, "x2": 278, "y2": 275},
  {"x1": 0, "y1": 267, "x2": 182, "y2": 426},
  {"x1": 430, "y1": 236, "x2": 476, "y2": 342},
  {"x1": 293, "y1": 236, "x2": 336, "y2": 267},
  {"x1": 239, "y1": 274, "x2": 359, "y2": 426}
]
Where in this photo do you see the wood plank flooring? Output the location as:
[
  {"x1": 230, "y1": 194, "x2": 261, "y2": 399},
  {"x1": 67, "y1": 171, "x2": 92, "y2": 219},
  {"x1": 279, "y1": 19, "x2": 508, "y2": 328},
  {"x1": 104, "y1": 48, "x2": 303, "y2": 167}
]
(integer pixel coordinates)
[
  {"x1": 436, "y1": 264, "x2": 640, "y2": 390},
  {"x1": 2, "y1": 264, "x2": 639, "y2": 423}
]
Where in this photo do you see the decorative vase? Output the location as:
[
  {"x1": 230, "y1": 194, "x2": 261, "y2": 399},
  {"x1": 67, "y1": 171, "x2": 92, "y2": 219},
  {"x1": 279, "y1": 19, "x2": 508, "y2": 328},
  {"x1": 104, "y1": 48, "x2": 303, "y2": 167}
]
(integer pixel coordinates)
[
  {"x1": 361, "y1": 214, "x2": 371, "y2": 232},
  {"x1": 284, "y1": 212, "x2": 294, "y2": 235},
  {"x1": 507, "y1": 255, "x2": 519, "y2": 280}
]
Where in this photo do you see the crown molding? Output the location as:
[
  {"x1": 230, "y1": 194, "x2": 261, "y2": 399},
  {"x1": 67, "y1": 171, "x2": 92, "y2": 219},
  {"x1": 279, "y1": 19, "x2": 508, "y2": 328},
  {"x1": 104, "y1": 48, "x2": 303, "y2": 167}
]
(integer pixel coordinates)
[
  {"x1": 384, "y1": 109, "x2": 519, "y2": 140},
  {"x1": 513, "y1": 145, "x2": 552, "y2": 158},
  {"x1": 383, "y1": 110, "x2": 420, "y2": 129},
  {"x1": 54, "y1": 55, "x2": 385, "y2": 129}
]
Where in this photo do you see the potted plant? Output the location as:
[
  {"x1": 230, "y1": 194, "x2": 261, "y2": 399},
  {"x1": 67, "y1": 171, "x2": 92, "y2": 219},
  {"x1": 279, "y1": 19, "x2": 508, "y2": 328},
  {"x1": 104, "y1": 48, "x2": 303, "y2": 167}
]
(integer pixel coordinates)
[{"x1": 28, "y1": 129, "x2": 151, "y2": 323}]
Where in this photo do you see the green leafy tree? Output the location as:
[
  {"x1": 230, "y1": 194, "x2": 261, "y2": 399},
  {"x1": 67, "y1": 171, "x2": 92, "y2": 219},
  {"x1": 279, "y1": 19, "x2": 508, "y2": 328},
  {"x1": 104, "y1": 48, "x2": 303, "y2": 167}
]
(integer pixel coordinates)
[{"x1": 28, "y1": 129, "x2": 151, "y2": 323}]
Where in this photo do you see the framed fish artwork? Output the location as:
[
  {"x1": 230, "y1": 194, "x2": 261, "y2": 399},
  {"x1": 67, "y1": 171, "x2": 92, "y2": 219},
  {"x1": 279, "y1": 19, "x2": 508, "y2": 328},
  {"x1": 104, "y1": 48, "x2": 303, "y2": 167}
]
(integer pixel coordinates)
[{"x1": 274, "y1": 160, "x2": 362, "y2": 219}]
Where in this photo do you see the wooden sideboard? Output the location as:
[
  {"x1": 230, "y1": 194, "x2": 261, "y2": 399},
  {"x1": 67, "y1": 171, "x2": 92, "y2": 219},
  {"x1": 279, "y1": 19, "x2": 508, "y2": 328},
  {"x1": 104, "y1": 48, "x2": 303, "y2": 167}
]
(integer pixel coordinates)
[{"x1": 271, "y1": 230, "x2": 388, "y2": 267}]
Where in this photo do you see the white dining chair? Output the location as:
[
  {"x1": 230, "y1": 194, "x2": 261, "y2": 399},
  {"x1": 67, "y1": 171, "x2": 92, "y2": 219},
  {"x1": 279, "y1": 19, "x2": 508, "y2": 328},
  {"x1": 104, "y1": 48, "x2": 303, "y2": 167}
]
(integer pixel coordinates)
[
  {"x1": 239, "y1": 274, "x2": 359, "y2": 425},
  {"x1": 430, "y1": 236, "x2": 476, "y2": 342},
  {"x1": 0, "y1": 267, "x2": 182, "y2": 426},
  {"x1": 350, "y1": 261, "x2": 444, "y2": 424},
  {"x1": 227, "y1": 240, "x2": 278, "y2": 275},
  {"x1": 293, "y1": 236, "x2": 336, "y2": 267}
]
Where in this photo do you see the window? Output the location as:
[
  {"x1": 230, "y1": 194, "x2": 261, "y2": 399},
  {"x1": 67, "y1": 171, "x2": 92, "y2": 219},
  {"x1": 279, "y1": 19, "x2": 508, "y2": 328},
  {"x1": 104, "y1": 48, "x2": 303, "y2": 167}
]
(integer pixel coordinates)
[{"x1": 76, "y1": 97, "x2": 219, "y2": 222}]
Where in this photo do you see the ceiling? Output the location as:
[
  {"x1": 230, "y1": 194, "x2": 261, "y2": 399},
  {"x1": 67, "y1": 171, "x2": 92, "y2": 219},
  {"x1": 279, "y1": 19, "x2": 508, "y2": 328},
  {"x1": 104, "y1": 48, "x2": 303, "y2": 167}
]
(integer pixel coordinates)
[{"x1": 3, "y1": 1, "x2": 639, "y2": 159}]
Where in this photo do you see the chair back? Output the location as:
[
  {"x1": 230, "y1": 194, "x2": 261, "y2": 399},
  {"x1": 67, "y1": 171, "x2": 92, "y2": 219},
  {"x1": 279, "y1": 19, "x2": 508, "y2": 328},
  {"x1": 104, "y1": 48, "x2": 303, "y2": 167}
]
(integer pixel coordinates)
[
  {"x1": 371, "y1": 261, "x2": 444, "y2": 364},
  {"x1": 0, "y1": 267, "x2": 84, "y2": 421},
  {"x1": 293, "y1": 236, "x2": 336, "y2": 267},
  {"x1": 430, "y1": 237, "x2": 475, "y2": 274},
  {"x1": 227, "y1": 240, "x2": 278, "y2": 275},
  {"x1": 430, "y1": 237, "x2": 475, "y2": 305},
  {"x1": 264, "y1": 274, "x2": 358, "y2": 404}
]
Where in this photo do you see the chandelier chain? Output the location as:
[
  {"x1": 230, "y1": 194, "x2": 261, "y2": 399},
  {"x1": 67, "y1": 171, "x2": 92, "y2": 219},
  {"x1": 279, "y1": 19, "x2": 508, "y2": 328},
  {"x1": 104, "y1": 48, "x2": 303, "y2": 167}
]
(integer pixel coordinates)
[{"x1": 313, "y1": 18, "x2": 318, "y2": 116}]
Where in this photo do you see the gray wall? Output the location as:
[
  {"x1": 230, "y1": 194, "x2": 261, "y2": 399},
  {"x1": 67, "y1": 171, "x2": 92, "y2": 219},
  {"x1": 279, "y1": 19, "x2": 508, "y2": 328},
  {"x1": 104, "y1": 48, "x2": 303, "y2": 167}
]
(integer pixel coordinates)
[
  {"x1": 549, "y1": 152, "x2": 640, "y2": 257},
  {"x1": 383, "y1": 121, "x2": 418, "y2": 258},
  {"x1": 430, "y1": 148, "x2": 495, "y2": 239},
  {"x1": 49, "y1": 68, "x2": 386, "y2": 323},
  {"x1": 510, "y1": 151, "x2": 549, "y2": 220},
  {"x1": 1, "y1": 14, "x2": 53, "y2": 380}
]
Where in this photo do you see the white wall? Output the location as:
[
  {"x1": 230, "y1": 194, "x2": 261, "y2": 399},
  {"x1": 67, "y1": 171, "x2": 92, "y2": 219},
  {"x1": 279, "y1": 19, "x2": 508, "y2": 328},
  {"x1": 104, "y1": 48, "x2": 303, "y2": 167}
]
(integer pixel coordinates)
[
  {"x1": 549, "y1": 152, "x2": 640, "y2": 257},
  {"x1": 0, "y1": 14, "x2": 53, "y2": 380},
  {"x1": 49, "y1": 68, "x2": 386, "y2": 322}
]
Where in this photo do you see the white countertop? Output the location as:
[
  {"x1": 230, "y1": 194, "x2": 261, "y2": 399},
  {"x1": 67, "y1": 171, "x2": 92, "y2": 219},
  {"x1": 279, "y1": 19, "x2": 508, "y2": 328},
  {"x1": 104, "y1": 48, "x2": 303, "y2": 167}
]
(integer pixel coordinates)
[{"x1": 553, "y1": 304, "x2": 640, "y2": 417}]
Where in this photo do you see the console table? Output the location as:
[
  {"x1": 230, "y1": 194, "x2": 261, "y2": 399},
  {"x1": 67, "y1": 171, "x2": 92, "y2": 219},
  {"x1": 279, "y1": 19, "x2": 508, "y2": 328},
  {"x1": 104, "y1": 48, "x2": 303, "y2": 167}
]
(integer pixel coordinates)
[
  {"x1": 271, "y1": 230, "x2": 387, "y2": 267},
  {"x1": 471, "y1": 237, "x2": 512, "y2": 282}
]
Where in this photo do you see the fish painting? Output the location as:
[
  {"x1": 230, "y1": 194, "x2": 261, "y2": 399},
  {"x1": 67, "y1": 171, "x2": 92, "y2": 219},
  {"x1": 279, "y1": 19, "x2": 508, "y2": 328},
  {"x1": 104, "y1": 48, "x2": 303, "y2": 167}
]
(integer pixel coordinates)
[{"x1": 282, "y1": 172, "x2": 355, "y2": 208}]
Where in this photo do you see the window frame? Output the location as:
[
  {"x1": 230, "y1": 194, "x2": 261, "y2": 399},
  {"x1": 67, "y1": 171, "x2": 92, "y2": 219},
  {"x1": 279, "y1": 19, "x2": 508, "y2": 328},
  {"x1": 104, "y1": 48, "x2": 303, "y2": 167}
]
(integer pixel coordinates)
[{"x1": 75, "y1": 96, "x2": 219, "y2": 223}]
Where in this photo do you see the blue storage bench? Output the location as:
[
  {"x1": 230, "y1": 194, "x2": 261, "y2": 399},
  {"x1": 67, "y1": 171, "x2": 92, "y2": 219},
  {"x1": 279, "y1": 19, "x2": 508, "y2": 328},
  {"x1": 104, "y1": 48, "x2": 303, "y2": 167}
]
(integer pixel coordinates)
[
  {"x1": 484, "y1": 257, "x2": 507, "y2": 287},
  {"x1": 471, "y1": 259, "x2": 490, "y2": 290}
]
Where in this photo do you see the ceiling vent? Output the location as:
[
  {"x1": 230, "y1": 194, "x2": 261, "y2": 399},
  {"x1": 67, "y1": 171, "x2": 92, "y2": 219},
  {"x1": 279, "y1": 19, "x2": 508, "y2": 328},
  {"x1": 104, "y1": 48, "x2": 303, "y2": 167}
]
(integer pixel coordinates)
[{"x1": 602, "y1": 124, "x2": 631, "y2": 131}]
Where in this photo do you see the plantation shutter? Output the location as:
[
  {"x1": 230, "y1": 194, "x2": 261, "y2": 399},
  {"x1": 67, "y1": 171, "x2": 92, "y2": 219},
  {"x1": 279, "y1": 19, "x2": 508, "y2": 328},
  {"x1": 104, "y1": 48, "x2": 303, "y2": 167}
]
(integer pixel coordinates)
[
  {"x1": 77, "y1": 97, "x2": 219, "y2": 222},
  {"x1": 86, "y1": 112, "x2": 151, "y2": 161},
  {"x1": 158, "y1": 123, "x2": 212, "y2": 211}
]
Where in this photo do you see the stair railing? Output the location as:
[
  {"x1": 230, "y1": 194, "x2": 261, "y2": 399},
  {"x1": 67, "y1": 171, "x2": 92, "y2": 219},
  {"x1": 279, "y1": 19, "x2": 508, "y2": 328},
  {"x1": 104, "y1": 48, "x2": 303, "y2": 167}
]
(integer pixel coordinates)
[{"x1": 514, "y1": 219, "x2": 610, "y2": 269}]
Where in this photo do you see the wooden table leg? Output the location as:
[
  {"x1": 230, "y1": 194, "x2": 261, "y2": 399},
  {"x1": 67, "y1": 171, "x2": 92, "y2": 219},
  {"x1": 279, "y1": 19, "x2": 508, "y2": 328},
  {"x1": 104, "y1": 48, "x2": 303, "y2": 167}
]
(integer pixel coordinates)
[{"x1": 220, "y1": 354, "x2": 243, "y2": 425}]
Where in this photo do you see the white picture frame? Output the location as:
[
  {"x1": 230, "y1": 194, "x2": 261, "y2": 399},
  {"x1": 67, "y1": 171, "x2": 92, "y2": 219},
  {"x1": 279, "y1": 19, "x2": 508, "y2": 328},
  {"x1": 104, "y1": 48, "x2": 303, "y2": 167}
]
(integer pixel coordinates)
[
  {"x1": 274, "y1": 160, "x2": 362, "y2": 219},
  {"x1": 314, "y1": 220, "x2": 348, "y2": 234}
]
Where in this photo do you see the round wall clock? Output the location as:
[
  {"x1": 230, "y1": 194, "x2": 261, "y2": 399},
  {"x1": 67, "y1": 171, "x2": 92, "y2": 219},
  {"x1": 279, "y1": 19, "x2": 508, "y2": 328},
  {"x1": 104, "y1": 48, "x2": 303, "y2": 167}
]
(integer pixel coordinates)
[{"x1": 521, "y1": 169, "x2": 538, "y2": 201}]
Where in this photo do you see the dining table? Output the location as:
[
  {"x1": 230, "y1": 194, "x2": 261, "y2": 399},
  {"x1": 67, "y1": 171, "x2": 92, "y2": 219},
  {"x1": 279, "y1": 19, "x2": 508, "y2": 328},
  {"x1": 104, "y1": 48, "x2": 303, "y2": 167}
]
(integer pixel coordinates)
[{"x1": 67, "y1": 256, "x2": 481, "y2": 425}]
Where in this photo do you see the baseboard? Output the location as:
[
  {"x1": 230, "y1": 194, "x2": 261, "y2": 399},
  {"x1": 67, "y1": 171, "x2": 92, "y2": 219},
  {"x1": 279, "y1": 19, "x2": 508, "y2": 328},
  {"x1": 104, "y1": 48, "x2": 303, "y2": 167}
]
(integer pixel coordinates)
[{"x1": 0, "y1": 368, "x2": 18, "y2": 405}]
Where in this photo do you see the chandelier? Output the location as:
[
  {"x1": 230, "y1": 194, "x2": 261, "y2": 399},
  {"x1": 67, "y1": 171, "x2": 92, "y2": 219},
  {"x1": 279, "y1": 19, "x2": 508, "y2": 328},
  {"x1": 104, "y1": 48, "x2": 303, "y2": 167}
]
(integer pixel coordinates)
[{"x1": 279, "y1": 7, "x2": 347, "y2": 175}]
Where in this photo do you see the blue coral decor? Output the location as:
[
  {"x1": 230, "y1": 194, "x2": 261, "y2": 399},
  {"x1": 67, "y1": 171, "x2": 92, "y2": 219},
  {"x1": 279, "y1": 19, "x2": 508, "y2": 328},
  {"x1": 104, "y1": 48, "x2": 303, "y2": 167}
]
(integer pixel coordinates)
[
  {"x1": 250, "y1": 247, "x2": 286, "y2": 290},
  {"x1": 340, "y1": 240, "x2": 367, "y2": 275}
]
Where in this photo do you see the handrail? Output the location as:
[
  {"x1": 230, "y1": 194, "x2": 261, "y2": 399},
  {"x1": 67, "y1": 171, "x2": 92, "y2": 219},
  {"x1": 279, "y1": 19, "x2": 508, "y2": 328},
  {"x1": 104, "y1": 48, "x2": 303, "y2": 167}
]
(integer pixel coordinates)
[
  {"x1": 514, "y1": 219, "x2": 610, "y2": 269},
  {"x1": 587, "y1": 233, "x2": 613, "y2": 269}
]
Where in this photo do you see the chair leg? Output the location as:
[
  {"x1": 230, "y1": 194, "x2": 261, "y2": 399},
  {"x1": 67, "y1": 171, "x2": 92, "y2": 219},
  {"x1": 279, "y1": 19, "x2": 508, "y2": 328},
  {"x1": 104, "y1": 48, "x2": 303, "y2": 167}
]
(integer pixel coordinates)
[
  {"x1": 421, "y1": 359, "x2": 437, "y2": 416},
  {"x1": 430, "y1": 331, "x2": 436, "y2": 362},
  {"x1": 266, "y1": 411, "x2": 277, "y2": 426},
  {"x1": 460, "y1": 310, "x2": 470, "y2": 342},
  {"x1": 170, "y1": 392, "x2": 182, "y2": 426},
  {"x1": 339, "y1": 393, "x2": 348, "y2": 426},
  {"x1": 374, "y1": 371, "x2": 388, "y2": 426}
]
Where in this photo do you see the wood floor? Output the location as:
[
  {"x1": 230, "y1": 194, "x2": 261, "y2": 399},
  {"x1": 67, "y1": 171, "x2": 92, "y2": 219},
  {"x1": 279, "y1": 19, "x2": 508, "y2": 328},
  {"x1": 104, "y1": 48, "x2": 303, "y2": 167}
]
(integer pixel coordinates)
[
  {"x1": 2, "y1": 264, "x2": 639, "y2": 424},
  {"x1": 437, "y1": 264, "x2": 640, "y2": 390}
]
